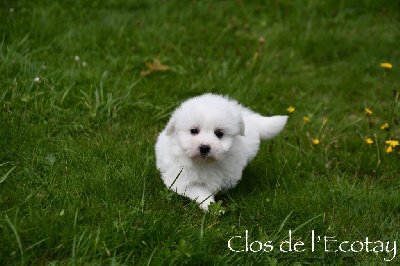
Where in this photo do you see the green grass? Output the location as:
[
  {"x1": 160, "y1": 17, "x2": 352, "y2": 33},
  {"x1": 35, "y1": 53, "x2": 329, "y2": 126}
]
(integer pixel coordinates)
[{"x1": 1, "y1": 0, "x2": 399, "y2": 264}]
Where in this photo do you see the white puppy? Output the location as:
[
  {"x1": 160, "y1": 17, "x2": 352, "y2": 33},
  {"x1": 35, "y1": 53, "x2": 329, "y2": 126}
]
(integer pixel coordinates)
[{"x1": 155, "y1": 94, "x2": 288, "y2": 210}]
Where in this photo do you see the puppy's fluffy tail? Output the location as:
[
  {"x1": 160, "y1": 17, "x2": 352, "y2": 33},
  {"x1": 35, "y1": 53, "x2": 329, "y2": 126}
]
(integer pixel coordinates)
[{"x1": 246, "y1": 113, "x2": 288, "y2": 140}]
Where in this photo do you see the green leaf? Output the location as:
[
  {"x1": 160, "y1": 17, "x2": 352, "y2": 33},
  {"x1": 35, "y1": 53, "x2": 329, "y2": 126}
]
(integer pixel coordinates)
[{"x1": 0, "y1": 166, "x2": 16, "y2": 184}]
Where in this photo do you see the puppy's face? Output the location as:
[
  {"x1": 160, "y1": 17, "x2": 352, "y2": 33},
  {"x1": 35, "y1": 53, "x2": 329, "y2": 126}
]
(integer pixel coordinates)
[
  {"x1": 165, "y1": 95, "x2": 244, "y2": 162},
  {"x1": 176, "y1": 123, "x2": 233, "y2": 161}
]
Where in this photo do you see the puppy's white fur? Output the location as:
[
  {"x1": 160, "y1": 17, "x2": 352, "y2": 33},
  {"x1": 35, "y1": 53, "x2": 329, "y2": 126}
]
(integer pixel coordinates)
[{"x1": 155, "y1": 94, "x2": 288, "y2": 210}]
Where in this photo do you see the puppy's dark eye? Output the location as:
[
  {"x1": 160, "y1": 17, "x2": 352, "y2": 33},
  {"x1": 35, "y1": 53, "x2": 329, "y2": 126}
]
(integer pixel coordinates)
[
  {"x1": 214, "y1": 130, "x2": 224, "y2": 139},
  {"x1": 190, "y1": 128, "x2": 199, "y2": 135}
]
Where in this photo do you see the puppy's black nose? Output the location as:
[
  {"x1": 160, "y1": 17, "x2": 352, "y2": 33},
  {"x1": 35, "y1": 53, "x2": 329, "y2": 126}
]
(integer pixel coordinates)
[{"x1": 199, "y1": 144, "x2": 211, "y2": 155}]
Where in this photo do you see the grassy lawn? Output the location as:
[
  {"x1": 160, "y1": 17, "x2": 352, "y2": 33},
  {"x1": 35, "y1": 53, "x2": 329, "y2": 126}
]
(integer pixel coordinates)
[{"x1": 1, "y1": 0, "x2": 399, "y2": 264}]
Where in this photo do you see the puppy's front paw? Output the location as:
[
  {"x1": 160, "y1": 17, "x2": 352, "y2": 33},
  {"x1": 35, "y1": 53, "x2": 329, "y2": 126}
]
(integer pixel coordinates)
[
  {"x1": 199, "y1": 198, "x2": 215, "y2": 211},
  {"x1": 184, "y1": 185, "x2": 216, "y2": 211}
]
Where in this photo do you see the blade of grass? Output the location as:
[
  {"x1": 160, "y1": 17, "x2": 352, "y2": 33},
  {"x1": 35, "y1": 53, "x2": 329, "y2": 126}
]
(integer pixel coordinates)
[{"x1": 0, "y1": 166, "x2": 16, "y2": 184}]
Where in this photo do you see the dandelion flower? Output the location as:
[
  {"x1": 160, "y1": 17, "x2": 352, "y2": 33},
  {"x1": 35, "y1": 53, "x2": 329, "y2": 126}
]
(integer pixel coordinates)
[
  {"x1": 381, "y1": 123, "x2": 389, "y2": 130},
  {"x1": 287, "y1": 106, "x2": 295, "y2": 113},
  {"x1": 75, "y1": 56, "x2": 80, "y2": 61},
  {"x1": 365, "y1": 108, "x2": 373, "y2": 115},
  {"x1": 303, "y1": 117, "x2": 310, "y2": 123},
  {"x1": 385, "y1": 140, "x2": 398, "y2": 154},
  {"x1": 34, "y1": 77, "x2": 40, "y2": 82},
  {"x1": 385, "y1": 140, "x2": 399, "y2": 147},
  {"x1": 82, "y1": 62, "x2": 87, "y2": 68},
  {"x1": 380, "y1": 63, "x2": 392, "y2": 69},
  {"x1": 312, "y1": 139, "x2": 320, "y2": 145},
  {"x1": 365, "y1": 138, "x2": 373, "y2": 144}
]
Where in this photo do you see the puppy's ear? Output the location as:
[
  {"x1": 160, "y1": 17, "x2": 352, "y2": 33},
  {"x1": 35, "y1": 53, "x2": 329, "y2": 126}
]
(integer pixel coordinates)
[
  {"x1": 239, "y1": 118, "x2": 245, "y2": 136},
  {"x1": 165, "y1": 118, "x2": 176, "y2": 136}
]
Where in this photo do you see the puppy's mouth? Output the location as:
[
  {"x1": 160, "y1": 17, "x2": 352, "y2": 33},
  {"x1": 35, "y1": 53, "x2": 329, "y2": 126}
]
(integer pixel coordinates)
[
  {"x1": 185, "y1": 145, "x2": 223, "y2": 163},
  {"x1": 194, "y1": 154, "x2": 217, "y2": 163},
  {"x1": 199, "y1": 153, "x2": 213, "y2": 159},
  {"x1": 185, "y1": 150, "x2": 215, "y2": 161}
]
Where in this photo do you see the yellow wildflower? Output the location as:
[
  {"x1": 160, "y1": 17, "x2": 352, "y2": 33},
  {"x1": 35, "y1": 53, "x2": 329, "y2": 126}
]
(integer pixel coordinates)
[
  {"x1": 287, "y1": 106, "x2": 295, "y2": 113},
  {"x1": 380, "y1": 63, "x2": 392, "y2": 69},
  {"x1": 312, "y1": 139, "x2": 320, "y2": 145},
  {"x1": 365, "y1": 108, "x2": 373, "y2": 115},
  {"x1": 381, "y1": 123, "x2": 389, "y2": 130},
  {"x1": 365, "y1": 138, "x2": 373, "y2": 144},
  {"x1": 386, "y1": 146, "x2": 393, "y2": 153},
  {"x1": 303, "y1": 117, "x2": 310, "y2": 123},
  {"x1": 385, "y1": 140, "x2": 399, "y2": 147}
]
